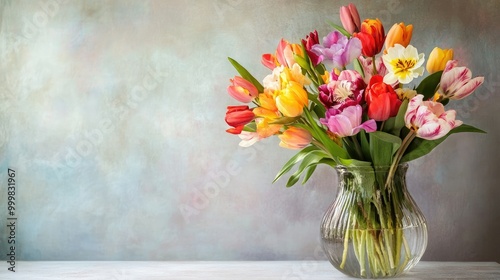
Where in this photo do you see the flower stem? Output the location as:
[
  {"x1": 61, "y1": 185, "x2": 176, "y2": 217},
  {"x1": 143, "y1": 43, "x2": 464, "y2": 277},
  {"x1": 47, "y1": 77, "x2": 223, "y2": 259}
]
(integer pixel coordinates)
[{"x1": 385, "y1": 130, "x2": 416, "y2": 188}]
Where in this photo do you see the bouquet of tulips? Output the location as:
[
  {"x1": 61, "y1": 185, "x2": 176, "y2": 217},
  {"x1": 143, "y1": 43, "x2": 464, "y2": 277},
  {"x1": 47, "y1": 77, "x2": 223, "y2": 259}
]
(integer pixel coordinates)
[
  {"x1": 224, "y1": 3, "x2": 485, "y2": 277},
  {"x1": 224, "y1": 4, "x2": 484, "y2": 186}
]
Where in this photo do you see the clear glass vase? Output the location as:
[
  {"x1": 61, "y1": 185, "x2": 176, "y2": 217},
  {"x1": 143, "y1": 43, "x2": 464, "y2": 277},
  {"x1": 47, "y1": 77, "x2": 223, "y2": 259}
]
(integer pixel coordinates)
[{"x1": 320, "y1": 163, "x2": 427, "y2": 278}]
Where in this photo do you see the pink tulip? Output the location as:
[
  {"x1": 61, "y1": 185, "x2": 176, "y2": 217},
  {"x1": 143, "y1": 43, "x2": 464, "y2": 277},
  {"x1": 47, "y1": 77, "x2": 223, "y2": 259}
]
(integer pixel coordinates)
[
  {"x1": 405, "y1": 95, "x2": 462, "y2": 140},
  {"x1": 227, "y1": 76, "x2": 259, "y2": 103},
  {"x1": 320, "y1": 105, "x2": 377, "y2": 138},
  {"x1": 436, "y1": 60, "x2": 484, "y2": 100},
  {"x1": 340, "y1": 3, "x2": 361, "y2": 34}
]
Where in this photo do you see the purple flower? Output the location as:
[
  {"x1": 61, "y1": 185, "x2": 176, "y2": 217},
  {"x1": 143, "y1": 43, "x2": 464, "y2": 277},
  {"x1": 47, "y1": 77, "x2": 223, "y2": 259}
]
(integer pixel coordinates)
[
  {"x1": 311, "y1": 31, "x2": 362, "y2": 69},
  {"x1": 320, "y1": 105, "x2": 377, "y2": 137},
  {"x1": 318, "y1": 70, "x2": 365, "y2": 110}
]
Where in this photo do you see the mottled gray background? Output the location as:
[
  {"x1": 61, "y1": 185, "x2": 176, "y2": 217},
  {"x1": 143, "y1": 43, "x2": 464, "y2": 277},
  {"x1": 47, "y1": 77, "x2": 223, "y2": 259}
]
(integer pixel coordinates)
[{"x1": 0, "y1": 0, "x2": 499, "y2": 263}]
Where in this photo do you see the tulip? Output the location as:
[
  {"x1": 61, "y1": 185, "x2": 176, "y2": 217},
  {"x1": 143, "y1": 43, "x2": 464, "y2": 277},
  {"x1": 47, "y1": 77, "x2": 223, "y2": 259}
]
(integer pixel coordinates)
[
  {"x1": 262, "y1": 39, "x2": 303, "y2": 70},
  {"x1": 320, "y1": 105, "x2": 377, "y2": 138},
  {"x1": 238, "y1": 131, "x2": 262, "y2": 147},
  {"x1": 405, "y1": 95, "x2": 462, "y2": 140},
  {"x1": 435, "y1": 60, "x2": 484, "y2": 101},
  {"x1": 382, "y1": 44, "x2": 425, "y2": 84},
  {"x1": 354, "y1": 19, "x2": 385, "y2": 57},
  {"x1": 318, "y1": 69, "x2": 365, "y2": 110},
  {"x1": 227, "y1": 76, "x2": 259, "y2": 103},
  {"x1": 261, "y1": 53, "x2": 277, "y2": 70},
  {"x1": 301, "y1": 30, "x2": 322, "y2": 66},
  {"x1": 426, "y1": 47, "x2": 454, "y2": 74},
  {"x1": 385, "y1": 22, "x2": 413, "y2": 50},
  {"x1": 311, "y1": 31, "x2": 362, "y2": 69},
  {"x1": 255, "y1": 118, "x2": 282, "y2": 138},
  {"x1": 276, "y1": 81, "x2": 308, "y2": 117},
  {"x1": 365, "y1": 75, "x2": 401, "y2": 121},
  {"x1": 279, "y1": 127, "x2": 312, "y2": 150},
  {"x1": 358, "y1": 56, "x2": 387, "y2": 84},
  {"x1": 225, "y1": 105, "x2": 255, "y2": 134},
  {"x1": 339, "y1": 3, "x2": 361, "y2": 34}
]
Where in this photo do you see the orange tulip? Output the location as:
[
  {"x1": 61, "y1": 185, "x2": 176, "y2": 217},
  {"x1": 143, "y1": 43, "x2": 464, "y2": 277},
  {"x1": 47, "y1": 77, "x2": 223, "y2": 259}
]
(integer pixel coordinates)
[
  {"x1": 426, "y1": 47, "x2": 454, "y2": 74},
  {"x1": 354, "y1": 19, "x2": 385, "y2": 57},
  {"x1": 385, "y1": 22, "x2": 413, "y2": 50},
  {"x1": 279, "y1": 127, "x2": 312, "y2": 150}
]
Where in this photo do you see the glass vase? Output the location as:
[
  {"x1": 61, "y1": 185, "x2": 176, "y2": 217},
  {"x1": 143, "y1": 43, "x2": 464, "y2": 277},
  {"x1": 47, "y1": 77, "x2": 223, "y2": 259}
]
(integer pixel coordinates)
[{"x1": 320, "y1": 163, "x2": 427, "y2": 278}]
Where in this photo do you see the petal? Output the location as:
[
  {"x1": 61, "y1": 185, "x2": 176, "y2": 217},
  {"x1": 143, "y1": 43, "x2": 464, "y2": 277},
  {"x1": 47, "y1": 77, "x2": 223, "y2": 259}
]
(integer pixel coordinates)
[
  {"x1": 352, "y1": 119, "x2": 377, "y2": 135},
  {"x1": 342, "y1": 105, "x2": 362, "y2": 126},
  {"x1": 327, "y1": 115, "x2": 353, "y2": 137},
  {"x1": 416, "y1": 122, "x2": 446, "y2": 140},
  {"x1": 451, "y1": 76, "x2": 484, "y2": 100}
]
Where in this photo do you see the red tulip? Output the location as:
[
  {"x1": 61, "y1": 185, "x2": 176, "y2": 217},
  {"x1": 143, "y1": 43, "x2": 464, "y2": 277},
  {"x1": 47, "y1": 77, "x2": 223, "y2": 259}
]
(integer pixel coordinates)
[
  {"x1": 225, "y1": 105, "x2": 254, "y2": 134},
  {"x1": 301, "y1": 30, "x2": 321, "y2": 66},
  {"x1": 354, "y1": 19, "x2": 385, "y2": 57},
  {"x1": 365, "y1": 75, "x2": 401, "y2": 121}
]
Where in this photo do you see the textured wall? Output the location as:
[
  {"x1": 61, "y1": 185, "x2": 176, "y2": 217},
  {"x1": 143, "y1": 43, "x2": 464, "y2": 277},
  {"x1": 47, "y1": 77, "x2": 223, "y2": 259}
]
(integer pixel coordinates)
[{"x1": 0, "y1": 0, "x2": 499, "y2": 262}]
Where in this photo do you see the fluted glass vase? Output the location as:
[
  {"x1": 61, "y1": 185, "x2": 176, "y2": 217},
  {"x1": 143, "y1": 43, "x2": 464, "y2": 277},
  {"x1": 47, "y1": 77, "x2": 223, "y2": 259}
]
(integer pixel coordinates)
[{"x1": 320, "y1": 163, "x2": 427, "y2": 278}]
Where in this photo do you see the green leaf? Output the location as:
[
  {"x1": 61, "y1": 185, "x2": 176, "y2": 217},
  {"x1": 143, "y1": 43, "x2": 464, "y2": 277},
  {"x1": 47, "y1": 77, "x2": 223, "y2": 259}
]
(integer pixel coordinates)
[
  {"x1": 293, "y1": 54, "x2": 310, "y2": 71},
  {"x1": 401, "y1": 124, "x2": 486, "y2": 162},
  {"x1": 327, "y1": 21, "x2": 351, "y2": 37},
  {"x1": 286, "y1": 150, "x2": 331, "y2": 187},
  {"x1": 269, "y1": 116, "x2": 301, "y2": 125},
  {"x1": 393, "y1": 99, "x2": 409, "y2": 135},
  {"x1": 354, "y1": 58, "x2": 365, "y2": 79},
  {"x1": 369, "y1": 131, "x2": 402, "y2": 167},
  {"x1": 416, "y1": 70, "x2": 442, "y2": 100},
  {"x1": 273, "y1": 146, "x2": 319, "y2": 183},
  {"x1": 302, "y1": 165, "x2": 317, "y2": 185},
  {"x1": 358, "y1": 130, "x2": 372, "y2": 162},
  {"x1": 301, "y1": 108, "x2": 349, "y2": 159},
  {"x1": 228, "y1": 57, "x2": 264, "y2": 93},
  {"x1": 338, "y1": 158, "x2": 372, "y2": 167}
]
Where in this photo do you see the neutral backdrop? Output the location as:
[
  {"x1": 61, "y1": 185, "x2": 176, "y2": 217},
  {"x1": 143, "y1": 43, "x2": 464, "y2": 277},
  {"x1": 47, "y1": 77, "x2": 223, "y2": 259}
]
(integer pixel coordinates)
[{"x1": 0, "y1": 0, "x2": 499, "y2": 263}]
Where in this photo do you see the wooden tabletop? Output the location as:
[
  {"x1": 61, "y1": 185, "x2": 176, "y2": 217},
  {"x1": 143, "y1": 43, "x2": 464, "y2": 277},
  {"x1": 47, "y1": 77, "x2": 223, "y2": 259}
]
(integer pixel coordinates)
[{"x1": 1, "y1": 261, "x2": 499, "y2": 279}]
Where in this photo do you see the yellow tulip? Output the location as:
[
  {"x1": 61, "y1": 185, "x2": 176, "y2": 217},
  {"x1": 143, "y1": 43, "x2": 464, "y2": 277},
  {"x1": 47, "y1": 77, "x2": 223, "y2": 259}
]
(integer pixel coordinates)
[
  {"x1": 385, "y1": 22, "x2": 413, "y2": 50},
  {"x1": 276, "y1": 82, "x2": 308, "y2": 117},
  {"x1": 426, "y1": 47, "x2": 454, "y2": 74}
]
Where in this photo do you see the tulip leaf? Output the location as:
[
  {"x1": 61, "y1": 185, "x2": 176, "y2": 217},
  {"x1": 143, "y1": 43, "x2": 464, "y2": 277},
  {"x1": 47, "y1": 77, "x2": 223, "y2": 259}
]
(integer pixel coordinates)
[
  {"x1": 302, "y1": 158, "x2": 337, "y2": 185},
  {"x1": 369, "y1": 131, "x2": 402, "y2": 167},
  {"x1": 416, "y1": 70, "x2": 442, "y2": 100},
  {"x1": 293, "y1": 54, "x2": 310, "y2": 71},
  {"x1": 327, "y1": 21, "x2": 351, "y2": 37},
  {"x1": 269, "y1": 116, "x2": 301, "y2": 125},
  {"x1": 228, "y1": 57, "x2": 264, "y2": 93},
  {"x1": 338, "y1": 158, "x2": 372, "y2": 167},
  {"x1": 358, "y1": 130, "x2": 372, "y2": 162},
  {"x1": 302, "y1": 165, "x2": 317, "y2": 185},
  {"x1": 302, "y1": 108, "x2": 348, "y2": 159},
  {"x1": 273, "y1": 146, "x2": 320, "y2": 183},
  {"x1": 354, "y1": 58, "x2": 365, "y2": 79},
  {"x1": 286, "y1": 151, "x2": 333, "y2": 187},
  {"x1": 401, "y1": 124, "x2": 486, "y2": 162},
  {"x1": 383, "y1": 99, "x2": 409, "y2": 136}
]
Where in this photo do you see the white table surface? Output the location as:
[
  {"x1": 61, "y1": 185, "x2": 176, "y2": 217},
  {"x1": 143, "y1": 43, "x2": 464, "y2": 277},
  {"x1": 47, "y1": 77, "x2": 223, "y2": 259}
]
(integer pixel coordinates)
[{"x1": 1, "y1": 261, "x2": 499, "y2": 279}]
